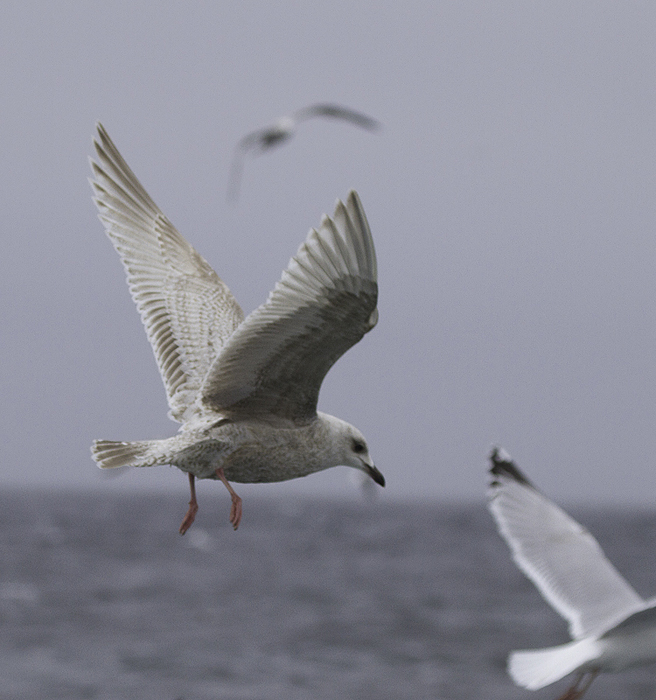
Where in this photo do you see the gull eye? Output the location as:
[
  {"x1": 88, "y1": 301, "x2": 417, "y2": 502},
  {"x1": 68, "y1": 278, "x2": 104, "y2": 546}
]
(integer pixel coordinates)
[{"x1": 352, "y1": 440, "x2": 366, "y2": 454}]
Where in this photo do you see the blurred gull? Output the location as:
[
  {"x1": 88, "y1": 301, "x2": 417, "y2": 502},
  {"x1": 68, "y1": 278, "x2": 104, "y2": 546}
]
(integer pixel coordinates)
[
  {"x1": 227, "y1": 103, "x2": 380, "y2": 201},
  {"x1": 89, "y1": 123, "x2": 384, "y2": 534},
  {"x1": 488, "y1": 447, "x2": 656, "y2": 700}
]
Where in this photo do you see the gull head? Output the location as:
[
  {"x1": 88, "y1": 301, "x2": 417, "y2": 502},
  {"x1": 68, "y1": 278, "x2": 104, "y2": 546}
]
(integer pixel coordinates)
[{"x1": 320, "y1": 414, "x2": 384, "y2": 487}]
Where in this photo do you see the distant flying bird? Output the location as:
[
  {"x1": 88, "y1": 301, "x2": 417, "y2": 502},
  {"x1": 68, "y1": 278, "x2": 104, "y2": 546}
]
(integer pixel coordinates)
[
  {"x1": 227, "y1": 103, "x2": 381, "y2": 201},
  {"x1": 488, "y1": 447, "x2": 656, "y2": 700},
  {"x1": 89, "y1": 123, "x2": 384, "y2": 534}
]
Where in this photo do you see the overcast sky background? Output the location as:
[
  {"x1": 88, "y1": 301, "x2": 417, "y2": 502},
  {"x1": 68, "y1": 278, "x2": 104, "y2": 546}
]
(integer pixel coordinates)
[{"x1": 3, "y1": 2, "x2": 656, "y2": 506}]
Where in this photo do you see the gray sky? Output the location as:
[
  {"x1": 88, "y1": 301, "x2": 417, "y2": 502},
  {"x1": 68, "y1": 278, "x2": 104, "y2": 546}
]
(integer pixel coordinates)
[{"x1": 3, "y1": 1, "x2": 656, "y2": 505}]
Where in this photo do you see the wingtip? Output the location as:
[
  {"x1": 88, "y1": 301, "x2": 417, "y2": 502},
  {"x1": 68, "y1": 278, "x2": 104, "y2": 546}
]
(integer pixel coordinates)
[
  {"x1": 339, "y1": 190, "x2": 377, "y2": 282},
  {"x1": 94, "y1": 121, "x2": 107, "y2": 142},
  {"x1": 345, "y1": 189, "x2": 362, "y2": 210},
  {"x1": 357, "y1": 115, "x2": 382, "y2": 132},
  {"x1": 344, "y1": 190, "x2": 368, "y2": 228},
  {"x1": 489, "y1": 446, "x2": 533, "y2": 487},
  {"x1": 91, "y1": 123, "x2": 109, "y2": 162}
]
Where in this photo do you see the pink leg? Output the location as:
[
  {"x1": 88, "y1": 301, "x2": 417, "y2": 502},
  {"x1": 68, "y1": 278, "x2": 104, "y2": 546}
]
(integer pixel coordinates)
[
  {"x1": 556, "y1": 670, "x2": 598, "y2": 700},
  {"x1": 215, "y1": 467, "x2": 242, "y2": 530},
  {"x1": 179, "y1": 473, "x2": 199, "y2": 535}
]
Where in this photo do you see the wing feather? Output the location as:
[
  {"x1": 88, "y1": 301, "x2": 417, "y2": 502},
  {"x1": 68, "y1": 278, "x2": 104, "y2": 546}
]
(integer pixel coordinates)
[
  {"x1": 487, "y1": 448, "x2": 645, "y2": 639},
  {"x1": 90, "y1": 123, "x2": 244, "y2": 423},
  {"x1": 201, "y1": 191, "x2": 377, "y2": 422},
  {"x1": 293, "y1": 104, "x2": 381, "y2": 132}
]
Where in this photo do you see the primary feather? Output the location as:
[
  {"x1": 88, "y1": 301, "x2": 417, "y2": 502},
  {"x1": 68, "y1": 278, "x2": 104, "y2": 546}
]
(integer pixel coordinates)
[
  {"x1": 201, "y1": 191, "x2": 377, "y2": 422},
  {"x1": 91, "y1": 124, "x2": 244, "y2": 423}
]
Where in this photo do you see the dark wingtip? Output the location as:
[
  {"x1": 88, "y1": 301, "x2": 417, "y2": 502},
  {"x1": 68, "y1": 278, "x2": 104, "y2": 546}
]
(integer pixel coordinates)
[{"x1": 488, "y1": 447, "x2": 533, "y2": 487}]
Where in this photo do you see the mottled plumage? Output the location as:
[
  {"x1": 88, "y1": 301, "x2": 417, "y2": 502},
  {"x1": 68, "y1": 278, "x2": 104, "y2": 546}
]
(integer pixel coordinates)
[{"x1": 90, "y1": 123, "x2": 384, "y2": 533}]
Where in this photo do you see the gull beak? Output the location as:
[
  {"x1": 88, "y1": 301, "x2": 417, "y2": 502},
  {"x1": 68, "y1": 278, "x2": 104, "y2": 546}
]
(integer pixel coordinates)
[{"x1": 365, "y1": 464, "x2": 385, "y2": 487}]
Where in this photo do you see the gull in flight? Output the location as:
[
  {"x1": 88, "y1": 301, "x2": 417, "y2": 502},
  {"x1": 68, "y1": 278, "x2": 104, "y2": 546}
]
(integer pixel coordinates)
[
  {"x1": 488, "y1": 447, "x2": 656, "y2": 700},
  {"x1": 89, "y1": 123, "x2": 384, "y2": 533},
  {"x1": 227, "y1": 103, "x2": 380, "y2": 201}
]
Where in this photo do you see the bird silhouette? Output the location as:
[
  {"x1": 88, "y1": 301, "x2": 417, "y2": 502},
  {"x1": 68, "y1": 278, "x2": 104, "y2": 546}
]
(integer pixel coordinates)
[{"x1": 227, "y1": 103, "x2": 380, "y2": 201}]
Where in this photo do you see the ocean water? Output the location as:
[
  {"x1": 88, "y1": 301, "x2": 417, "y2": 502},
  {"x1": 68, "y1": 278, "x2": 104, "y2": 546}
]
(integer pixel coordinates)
[{"x1": 1, "y1": 492, "x2": 656, "y2": 700}]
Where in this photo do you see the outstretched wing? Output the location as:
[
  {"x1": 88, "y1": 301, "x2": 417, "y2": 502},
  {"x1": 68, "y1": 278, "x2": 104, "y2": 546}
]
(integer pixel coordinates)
[
  {"x1": 487, "y1": 448, "x2": 645, "y2": 639},
  {"x1": 294, "y1": 104, "x2": 381, "y2": 131},
  {"x1": 90, "y1": 123, "x2": 244, "y2": 423},
  {"x1": 201, "y1": 191, "x2": 378, "y2": 423},
  {"x1": 227, "y1": 106, "x2": 379, "y2": 202}
]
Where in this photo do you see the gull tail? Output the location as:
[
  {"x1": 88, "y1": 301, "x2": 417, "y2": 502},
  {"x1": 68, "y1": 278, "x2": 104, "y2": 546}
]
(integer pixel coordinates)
[
  {"x1": 508, "y1": 638, "x2": 601, "y2": 690},
  {"x1": 91, "y1": 439, "x2": 168, "y2": 469}
]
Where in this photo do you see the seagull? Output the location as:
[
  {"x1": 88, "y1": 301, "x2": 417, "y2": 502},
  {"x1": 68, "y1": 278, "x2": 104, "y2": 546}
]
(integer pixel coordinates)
[
  {"x1": 227, "y1": 103, "x2": 380, "y2": 201},
  {"x1": 488, "y1": 447, "x2": 656, "y2": 700},
  {"x1": 89, "y1": 123, "x2": 384, "y2": 534}
]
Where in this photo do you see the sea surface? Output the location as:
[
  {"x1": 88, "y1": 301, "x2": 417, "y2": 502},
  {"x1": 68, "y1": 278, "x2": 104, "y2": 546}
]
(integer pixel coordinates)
[{"x1": 1, "y1": 491, "x2": 656, "y2": 700}]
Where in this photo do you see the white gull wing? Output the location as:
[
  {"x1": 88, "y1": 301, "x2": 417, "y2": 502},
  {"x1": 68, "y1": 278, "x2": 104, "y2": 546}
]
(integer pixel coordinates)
[
  {"x1": 201, "y1": 191, "x2": 377, "y2": 423},
  {"x1": 487, "y1": 448, "x2": 645, "y2": 640},
  {"x1": 90, "y1": 123, "x2": 244, "y2": 423}
]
